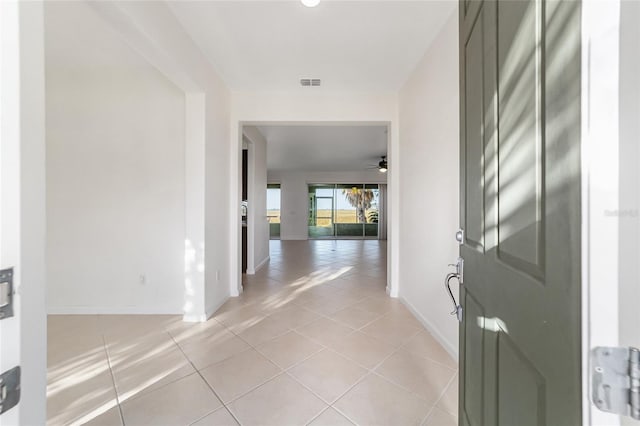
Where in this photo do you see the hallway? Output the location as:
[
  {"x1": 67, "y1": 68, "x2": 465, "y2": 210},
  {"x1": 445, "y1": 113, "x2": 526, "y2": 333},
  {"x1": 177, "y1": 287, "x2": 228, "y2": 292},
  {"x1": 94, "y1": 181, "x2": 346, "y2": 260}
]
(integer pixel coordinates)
[{"x1": 47, "y1": 241, "x2": 457, "y2": 425}]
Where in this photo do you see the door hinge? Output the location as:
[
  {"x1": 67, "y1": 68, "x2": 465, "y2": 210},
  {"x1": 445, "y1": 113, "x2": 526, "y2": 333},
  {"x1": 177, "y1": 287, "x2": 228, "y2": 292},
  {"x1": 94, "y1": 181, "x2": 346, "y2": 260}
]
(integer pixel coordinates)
[
  {"x1": 591, "y1": 346, "x2": 640, "y2": 420},
  {"x1": 0, "y1": 268, "x2": 14, "y2": 320},
  {"x1": 0, "y1": 366, "x2": 20, "y2": 415}
]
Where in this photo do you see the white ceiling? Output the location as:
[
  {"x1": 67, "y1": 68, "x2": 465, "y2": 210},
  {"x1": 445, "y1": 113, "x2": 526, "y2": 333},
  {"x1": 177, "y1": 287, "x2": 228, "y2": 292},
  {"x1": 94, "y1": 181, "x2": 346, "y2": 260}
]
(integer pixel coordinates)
[
  {"x1": 255, "y1": 125, "x2": 387, "y2": 171},
  {"x1": 167, "y1": 1, "x2": 455, "y2": 92}
]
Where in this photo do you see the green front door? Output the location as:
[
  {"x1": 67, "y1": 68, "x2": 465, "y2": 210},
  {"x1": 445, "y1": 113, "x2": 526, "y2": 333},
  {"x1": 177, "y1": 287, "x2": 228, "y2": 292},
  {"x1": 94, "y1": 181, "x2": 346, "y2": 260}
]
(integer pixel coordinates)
[{"x1": 459, "y1": 0, "x2": 582, "y2": 424}]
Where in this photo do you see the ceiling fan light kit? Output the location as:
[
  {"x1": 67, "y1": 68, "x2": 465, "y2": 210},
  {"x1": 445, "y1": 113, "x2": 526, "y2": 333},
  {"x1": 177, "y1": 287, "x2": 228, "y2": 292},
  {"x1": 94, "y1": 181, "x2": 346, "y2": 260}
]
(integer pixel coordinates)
[
  {"x1": 378, "y1": 156, "x2": 388, "y2": 173},
  {"x1": 301, "y1": 0, "x2": 320, "y2": 7}
]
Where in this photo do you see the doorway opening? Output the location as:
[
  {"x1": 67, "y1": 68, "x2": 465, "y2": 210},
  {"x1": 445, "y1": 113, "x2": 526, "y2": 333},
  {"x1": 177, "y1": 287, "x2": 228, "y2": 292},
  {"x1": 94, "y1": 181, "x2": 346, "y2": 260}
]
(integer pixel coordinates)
[
  {"x1": 242, "y1": 146, "x2": 248, "y2": 273},
  {"x1": 233, "y1": 122, "x2": 394, "y2": 297}
]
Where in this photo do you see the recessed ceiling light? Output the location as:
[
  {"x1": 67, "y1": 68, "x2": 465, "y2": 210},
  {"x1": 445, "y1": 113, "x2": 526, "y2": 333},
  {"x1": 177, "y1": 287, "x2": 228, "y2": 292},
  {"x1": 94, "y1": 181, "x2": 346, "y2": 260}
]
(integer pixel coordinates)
[{"x1": 301, "y1": 0, "x2": 320, "y2": 7}]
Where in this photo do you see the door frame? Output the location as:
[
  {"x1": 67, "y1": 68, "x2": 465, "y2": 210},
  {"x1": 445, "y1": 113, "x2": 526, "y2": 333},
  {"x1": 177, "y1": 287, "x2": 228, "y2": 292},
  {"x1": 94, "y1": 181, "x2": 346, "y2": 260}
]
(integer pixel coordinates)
[
  {"x1": 230, "y1": 120, "x2": 396, "y2": 297},
  {"x1": 580, "y1": 0, "x2": 627, "y2": 424},
  {"x1": 0, "y1": 1, "x2": 47, "y2": 424}
]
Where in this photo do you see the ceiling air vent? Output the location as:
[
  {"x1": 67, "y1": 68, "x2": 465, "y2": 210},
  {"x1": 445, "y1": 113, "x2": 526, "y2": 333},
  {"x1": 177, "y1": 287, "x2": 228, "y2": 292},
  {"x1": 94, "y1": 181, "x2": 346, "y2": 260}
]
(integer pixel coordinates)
[{"x1": 300, "y1": 78, "x2": 321, "y2": 87}]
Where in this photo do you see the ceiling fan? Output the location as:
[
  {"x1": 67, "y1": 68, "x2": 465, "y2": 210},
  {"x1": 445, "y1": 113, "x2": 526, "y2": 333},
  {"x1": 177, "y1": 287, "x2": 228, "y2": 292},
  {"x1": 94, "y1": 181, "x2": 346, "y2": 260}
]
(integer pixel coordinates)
[{"x1": 366, "y1": 156, "x2": 388, "y2": 173}]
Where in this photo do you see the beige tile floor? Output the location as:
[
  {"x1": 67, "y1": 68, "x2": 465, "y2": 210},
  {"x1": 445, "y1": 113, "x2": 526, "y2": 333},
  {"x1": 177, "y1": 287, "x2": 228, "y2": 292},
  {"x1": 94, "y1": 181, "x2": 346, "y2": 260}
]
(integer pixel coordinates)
[{"x1": 47, "y1": 240, "x2": 458, "y2": 426}]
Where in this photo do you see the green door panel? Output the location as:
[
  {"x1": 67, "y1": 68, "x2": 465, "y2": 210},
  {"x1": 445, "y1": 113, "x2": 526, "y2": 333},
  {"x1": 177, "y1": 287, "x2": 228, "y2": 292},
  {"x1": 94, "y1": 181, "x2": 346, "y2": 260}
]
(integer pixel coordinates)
[{"x1": 458, "y1": 0, "x2": 582, "y2": 424}]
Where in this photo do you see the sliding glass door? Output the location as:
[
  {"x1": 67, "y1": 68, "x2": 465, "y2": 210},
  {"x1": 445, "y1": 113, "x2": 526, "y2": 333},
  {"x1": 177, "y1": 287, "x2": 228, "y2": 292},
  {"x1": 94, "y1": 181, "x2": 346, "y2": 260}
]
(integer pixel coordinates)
[
  {"x1": 267, "y1": 184, "x2": 281, "y2": 239},
  {"x1": 308, "y1": 184, "x2": 379, "y2": 239},
  {"x1": 308, "y1": 185, "x2": 334, "y2": 238}
]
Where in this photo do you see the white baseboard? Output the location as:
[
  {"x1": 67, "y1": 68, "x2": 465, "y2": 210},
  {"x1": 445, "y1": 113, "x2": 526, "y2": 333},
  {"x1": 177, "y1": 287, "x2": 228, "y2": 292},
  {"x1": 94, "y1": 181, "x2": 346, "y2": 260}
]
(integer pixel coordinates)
[
  {"x1": 386, "y1": 283, "x2": 399, "y2": 298},
  {"x1": 254, "y1": 255, "x2": 270, "y2": 273},
  {"x1": 280, "y1": 235, "x2": 308, "y2": 241},
  {"x1": 183, "y1": 313, "x2": 208, "y2": 322},
  {"x1": 399, "y1": 296, "x2": 459, "y2": 361},
  {"x1": 247, "y1": 255, "x2": 270, "y2": 275},
  {"x1": 48, "y1": 297, "x2": 232, "y2": 323},
  {"x1": 47, "y1": 306, "x2": 182, "y2": 315}
]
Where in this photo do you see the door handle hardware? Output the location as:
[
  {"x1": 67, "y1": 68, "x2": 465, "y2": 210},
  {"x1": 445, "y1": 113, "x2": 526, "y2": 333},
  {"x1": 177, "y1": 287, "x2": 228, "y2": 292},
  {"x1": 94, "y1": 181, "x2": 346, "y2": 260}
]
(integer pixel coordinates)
[
  {"x1": 444, "y1": 272, "x2": 463, "y2": 322},
  {"x1": 445, "y1": 273, "x2": 462, "y2": 321},
  {"x1": 0, "y1": 366, "x2": 20, "y2": 415},
  {"x1": 447, "y1": 257, "x2": 464, "y2": 284},
  {"x1": 455, "y1": 228, "x2": 464, "y2": 245},
  {"x1": 445, "y1": 258, "x2": 464, "y2": 322}
]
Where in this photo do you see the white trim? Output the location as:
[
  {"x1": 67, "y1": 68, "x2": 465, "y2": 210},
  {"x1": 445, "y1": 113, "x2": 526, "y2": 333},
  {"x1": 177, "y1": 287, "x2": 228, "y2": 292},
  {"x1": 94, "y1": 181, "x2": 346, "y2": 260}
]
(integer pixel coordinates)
[
  {"x1": 581, "y1": 1, "x2": 622, "y2": 425},
  {"x1": 47, "y1": 303, "x2": 232, "y2": 322},
  {"x1": 47, "y1": 299, "x2": 229, "y2": 321},
  {"x1": 279, "y1": 235, "x2": 308, "y2": 241},
  {"x1": 230, "y1": 122, "x2": 243, "y2": 297},
  {"x1": 400, "y1": 295, "x2": 458, "y2": 361},
  {"x1": 247, "y1": 255, "x2": 270, "y2": 275},
  {"x1": 246, "y1": 135, "x2": 256, "y2": 273},
  {"x1": 387, "y1": 121, "x2": 400, "y2": 300},
  {"x1": 47, "y1": 306, "x2": 183, "y2": 315},
  {"x1": 230, "y1": 117, "x2": 398, "y2": 301},
  {"x1": 183, "y1": 313, "x2": 208, "y2": 323},
  {"x1": 1, "y1": 3, "x2": 47, "y2": 423},
  {"x1": 386, "y1": 283, "x2": 398, "y2": 298}
]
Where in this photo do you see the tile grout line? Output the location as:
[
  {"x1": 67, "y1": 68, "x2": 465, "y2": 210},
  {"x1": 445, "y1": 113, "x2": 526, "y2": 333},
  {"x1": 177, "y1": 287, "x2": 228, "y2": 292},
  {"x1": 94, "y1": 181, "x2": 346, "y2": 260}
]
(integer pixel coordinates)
[
  {"x1": 210, "y1": 310, "x2": 359, "y2": 421},
  {"x1": 113, "y1": 330, "x2": 200, "y2": 406},
  {"x1": 228, "y1": 276, "x2": 451, "y2": 416},
  {"x1": 326, "y1": 328, "x2": 448, "y2": 424},
  {"x1": 142, "y1": 244, "x2": 435, "y2": 423},
  {"x1": 169, "y1": 332, "x2": 243, "y2": 426},
  {"x1": 363, "y1": 327, "x2": 457, "y2": 402},
  {"x1": 174, "y1": 316, "x2": 344, "y2": 421},
  {"x1": 303, "y1": 406, "x2": 337, "y2": 426},
  {"x1": 102, "y1": 334, "x2": 126, "y2": 426},
  {"x1": 194, "y1": 330, "x2": 284, "y2": 408},
  {"x1": 329, "y1": 368, "x2": 389, "y2": 425},
  {"x1": 424, "y1": 371, "x2": 459, "y2": 422},
  {"x1": 396, "y1": 340, "x2": 460, "y2": 371},
  {"x1": 49, "y1": 242, "x2": 400, "y2": 425},
  {"x1": 218, "y1": 319, "x2": 331, "y2": 407},
  {"x1": 319, "y1": 332, "x2": 414, "y2": 425},
  {"x1": 348, "y1": 305, "x2": 460, "y2": 369}
]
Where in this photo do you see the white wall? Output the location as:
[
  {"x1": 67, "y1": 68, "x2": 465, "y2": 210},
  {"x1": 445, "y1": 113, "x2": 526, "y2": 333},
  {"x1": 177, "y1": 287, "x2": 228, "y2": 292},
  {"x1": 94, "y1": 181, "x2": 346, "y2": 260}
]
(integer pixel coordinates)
[
  {"x1": 267, "y1": 170, "x2": 387, "y2": 240},
  {"x1": 230, "y1": 92, "x2": 400, "y2": 296},
  {"x1": 398, "y1": 10, "x2": 460, "y2": 357},
  {"x1": 46, "y1": 2, "x2": 186, "y2": 314},
  {"x1": 69, "y1": 2, "x2": 232, "y2": 320},
  {"x1": 243, "y1": 126, "x2": 270, "y2": 273}
]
